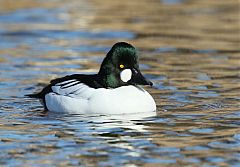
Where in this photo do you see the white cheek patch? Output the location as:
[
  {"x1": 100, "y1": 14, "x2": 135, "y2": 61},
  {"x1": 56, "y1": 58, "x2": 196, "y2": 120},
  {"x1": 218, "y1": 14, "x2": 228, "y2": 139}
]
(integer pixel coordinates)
[{"x1": 120, "y1": 69, "x2": 132, "y2": 82}]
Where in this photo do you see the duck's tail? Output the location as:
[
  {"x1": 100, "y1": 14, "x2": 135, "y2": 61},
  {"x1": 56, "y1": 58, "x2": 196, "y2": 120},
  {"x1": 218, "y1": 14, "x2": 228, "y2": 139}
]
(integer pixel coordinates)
[{"x1": 25, "y1": 93, "x2": 41, "y2": 98}]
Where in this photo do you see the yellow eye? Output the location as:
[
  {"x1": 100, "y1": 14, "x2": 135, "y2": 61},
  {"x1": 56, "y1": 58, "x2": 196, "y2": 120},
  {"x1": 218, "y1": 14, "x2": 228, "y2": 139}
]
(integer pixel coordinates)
[{"x1": 119, "y1": 64, "x2": 124, "y2": 69}]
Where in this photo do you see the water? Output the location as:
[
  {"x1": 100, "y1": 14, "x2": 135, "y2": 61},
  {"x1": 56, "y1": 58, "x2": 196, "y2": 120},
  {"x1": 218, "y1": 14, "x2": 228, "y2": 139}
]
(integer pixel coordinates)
[{"x1": 0, "y1": 0, "x2": 239, "y2": 166}]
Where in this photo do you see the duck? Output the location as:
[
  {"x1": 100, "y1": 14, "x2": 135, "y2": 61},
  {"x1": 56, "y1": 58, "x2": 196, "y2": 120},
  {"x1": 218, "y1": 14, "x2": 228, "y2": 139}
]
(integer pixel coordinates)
[{"x1": 26, "y1": 42, "x2": 156, "y2": 114}]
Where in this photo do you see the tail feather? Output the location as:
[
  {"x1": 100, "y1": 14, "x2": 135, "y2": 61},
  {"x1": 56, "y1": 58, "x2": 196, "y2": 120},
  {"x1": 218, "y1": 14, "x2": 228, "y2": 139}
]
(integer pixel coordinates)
[{"x1": 25, "y1": 93, "x2": 41, "y2": 98}]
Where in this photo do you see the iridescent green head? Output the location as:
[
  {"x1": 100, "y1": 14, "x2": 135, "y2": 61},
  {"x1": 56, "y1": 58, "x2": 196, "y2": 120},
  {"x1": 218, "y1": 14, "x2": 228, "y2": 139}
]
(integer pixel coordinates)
[{"x1": 98, "y1": 42, "x2": 152, "y2": 88}]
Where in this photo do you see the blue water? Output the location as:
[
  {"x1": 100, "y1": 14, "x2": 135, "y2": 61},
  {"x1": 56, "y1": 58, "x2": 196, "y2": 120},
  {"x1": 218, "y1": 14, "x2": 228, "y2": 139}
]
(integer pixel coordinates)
[{"x1": 0, "y1": 1, "x2": 240, "y2": 167}]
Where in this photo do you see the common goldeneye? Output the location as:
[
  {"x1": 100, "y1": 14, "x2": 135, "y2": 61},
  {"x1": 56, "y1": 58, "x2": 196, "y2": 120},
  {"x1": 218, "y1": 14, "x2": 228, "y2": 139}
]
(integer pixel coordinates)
[{"x1": 27, "y1": 42, "x2": 156, "y2": 114}]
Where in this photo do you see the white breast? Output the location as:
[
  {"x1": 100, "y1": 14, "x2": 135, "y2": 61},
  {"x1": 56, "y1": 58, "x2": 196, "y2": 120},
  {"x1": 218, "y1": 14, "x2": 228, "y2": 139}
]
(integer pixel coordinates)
[{"x1": 45, "y1": 85, "x2": 156, "y2": 114}]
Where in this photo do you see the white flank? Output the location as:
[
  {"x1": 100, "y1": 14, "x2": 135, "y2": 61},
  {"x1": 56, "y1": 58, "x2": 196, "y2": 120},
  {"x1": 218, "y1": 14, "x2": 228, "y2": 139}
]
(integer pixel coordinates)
[
  {"x1": 45, "y1": 84, "x2": 156, "y2": 114},
  {"x1": 120, "y1": 69, "x2": 132, "y2": 82}
]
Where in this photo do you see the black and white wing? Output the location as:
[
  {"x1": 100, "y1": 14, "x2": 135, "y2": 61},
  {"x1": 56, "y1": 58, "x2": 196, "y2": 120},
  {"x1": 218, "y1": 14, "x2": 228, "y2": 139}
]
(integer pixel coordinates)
[
  {"x1": 51, "y1": 79, "x2": 95, "y2": 98},
  {"x1": 26, "y1": 74, "x2": 101, "y2": 99}
]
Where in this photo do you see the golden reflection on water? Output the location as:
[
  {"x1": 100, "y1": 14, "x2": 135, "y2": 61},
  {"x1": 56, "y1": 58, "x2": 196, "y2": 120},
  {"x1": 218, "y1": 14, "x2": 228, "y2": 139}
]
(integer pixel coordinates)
[{"x1": 0, "y1": 0, "x2": 239, "y2": 166}]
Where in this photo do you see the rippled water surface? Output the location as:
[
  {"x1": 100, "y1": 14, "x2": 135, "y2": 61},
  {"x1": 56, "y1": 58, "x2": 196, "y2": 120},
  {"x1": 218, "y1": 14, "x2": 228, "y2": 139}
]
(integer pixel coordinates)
[{"x1": 0, "y1": 0, "x2": 239, "y2": 166}]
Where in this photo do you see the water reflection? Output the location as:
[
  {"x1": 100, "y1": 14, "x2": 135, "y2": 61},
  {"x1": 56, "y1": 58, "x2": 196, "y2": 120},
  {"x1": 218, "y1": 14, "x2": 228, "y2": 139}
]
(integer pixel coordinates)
[
  {"x1": 0, "y1": 0, "x2": 239, "y2": 166},
  {"x1": 0, "y1": 8, "x2": 64, "y2": 24}
]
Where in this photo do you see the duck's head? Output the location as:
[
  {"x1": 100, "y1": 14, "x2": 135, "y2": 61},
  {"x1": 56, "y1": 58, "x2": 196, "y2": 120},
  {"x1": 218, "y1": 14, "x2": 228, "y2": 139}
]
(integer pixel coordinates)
[{"x1": 98, "y1": 42, "x2": 153, "y2": 88}]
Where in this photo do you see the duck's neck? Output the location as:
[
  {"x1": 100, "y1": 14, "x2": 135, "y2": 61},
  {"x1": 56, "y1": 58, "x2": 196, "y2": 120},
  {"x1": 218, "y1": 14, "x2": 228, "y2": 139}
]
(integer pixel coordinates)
[{"x1": 97, "y1": 73, "x2": 120, "y2": 89}]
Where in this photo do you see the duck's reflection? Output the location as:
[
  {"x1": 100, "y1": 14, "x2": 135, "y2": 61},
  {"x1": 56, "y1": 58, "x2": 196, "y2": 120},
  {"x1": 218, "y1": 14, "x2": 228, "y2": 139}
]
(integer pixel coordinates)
[{"x1": 57, "y1": 111, "x2": 156, "y2": 133}]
